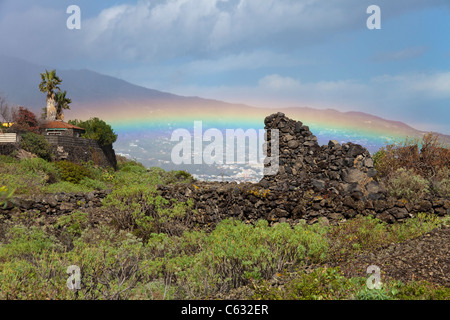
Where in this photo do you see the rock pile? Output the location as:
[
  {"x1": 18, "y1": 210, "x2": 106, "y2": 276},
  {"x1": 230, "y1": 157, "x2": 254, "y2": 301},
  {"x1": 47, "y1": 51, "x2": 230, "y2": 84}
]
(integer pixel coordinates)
[
  {"x1": 157, "y1": 181, "x2": 449, "y2": 227},
  {"x1": 156, "y1": 113, "x2": 449, "y2": 227},
  {"x1": 0, "y1": 190, "x2": 111, "y2": 216},
  {"x1": 261, "y1": 112, "x2": 380, "y2": 200}
]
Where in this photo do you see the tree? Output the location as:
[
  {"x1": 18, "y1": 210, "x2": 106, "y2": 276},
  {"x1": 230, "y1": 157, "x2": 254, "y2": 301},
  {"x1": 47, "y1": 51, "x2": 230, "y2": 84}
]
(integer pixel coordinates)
[
  {"x1": 69, "y1": 118, "x2": 118, "y2": 146},
  {"x1": 10, "y1": 107, "x2": 40, "y2": 134},
  {"x1": 55, "y1": 90, "x2": 71, "y2": 120},
  {"x1": 39, "y1": 70, "x2": 62, "y2": 121},
  {"x1": 0, "y1": 92, "x2": 14, "y2": 124}
]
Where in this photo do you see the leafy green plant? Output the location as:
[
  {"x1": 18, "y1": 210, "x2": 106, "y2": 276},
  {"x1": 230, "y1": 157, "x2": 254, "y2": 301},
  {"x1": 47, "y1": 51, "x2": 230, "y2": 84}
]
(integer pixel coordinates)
[
  {"x1": 79, "y1": 177, "x2": 107, "y2": 191},
  {"x1": 326, "y1": 214, "x2": 444, "y2": 263},
  {"x1": 431, "y1": 167, "x2": 450, "y2": 198},
  {"x1": 20, "y1": 132, "x2": 52, "y2": 161},
  {"x1": 20, "y1": 157, "x2": 60, "y2": 184},
  {"x1": 105, "y1": 182, "x2": 193, "y2": 240},
  {"x1": 252, "y1": 267, "x2": 365, "y2": 300},
  {"x1": 152, "y1": 219, "x2": 330, "y2": 298},
  {"x1": 0, "y1": 185, "x2": 14, "y2": 208},
  {"x1": 0, "y1": 225, "x2": 61, "y2": 260},
  {"x1": 385, "y1": 168, "x2": 430, "y2": 203},
  {"x1": 42, "y1": 181, "x2": 92, "y2": 194},
  {"x1": 390, "y1": 212, "x2": 442, "y2": 242},
  {"x1": 56, "y1": 161, "x2": 92, "y2": 184},
  {"x1": 0, "y1": 155, "x2": 18, "y2": 164},
  {"x1": 56, "y1": 211, "x2": 89, "y2": 237},
  {"x1": 355, "y1": 286, "x2": 393, "y2": 300}
]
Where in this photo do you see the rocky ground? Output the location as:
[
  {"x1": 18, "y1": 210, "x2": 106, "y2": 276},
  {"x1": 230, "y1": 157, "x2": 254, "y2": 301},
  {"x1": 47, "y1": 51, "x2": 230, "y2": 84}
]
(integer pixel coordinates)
[
  {"x1": 214, "y1": 224, "x2": 449, "y2": 300},
  {"x1": 337, "y1": 225, "x2": 450, "y2": 288}
]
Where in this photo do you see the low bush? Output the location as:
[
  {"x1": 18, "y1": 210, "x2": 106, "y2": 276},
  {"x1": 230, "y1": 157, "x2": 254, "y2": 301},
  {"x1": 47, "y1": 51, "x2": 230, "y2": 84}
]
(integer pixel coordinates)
[
  {"x1": 252, "y1": 267, "x2": 366, "y2": 300},
  {"x1": 20, "y1": 158, "x2": 60, "y2": 184},
  {"x1": 56, "y1": 211, "x2": 90, "y2": 237},
  {"x1": 431, "y1": 167, "x2": 450, "y2": 198},
  {"x1": 326, "y1": 214, "x2": 443, "y2": 263},
  {"x1": 0, "y1": 225, "x2": 61, "y2": 260},
  {"x1": 79, "y1": 177, "x2": 108, "y2": 191},
  {"x1": 163, "y1": 170, "x2": 195, "y2": 184},
  {"x1": 42, "y1": 181, "x2": 92, "y2": 194},
  {"x1": 0, "y1": 155, "x2": 18, "y2": 164},
  {"x1": 374, "y1": 133, "x2": 449, "y2": 179},
  {"x1": 55, "y1": 161, "x2": 92, "y2": 184},
  {"x1": 20, "y1": 132, "x2": 52, "y2": 161},
  {"x1": 105, "y1": 184, "x2": 193, "y2": 240},
  {"x1": 384, "y1": 168, "x2": 430, "y2": 203},
  {"x1": 142, "y1": 218, "x2": 329, "y2": 298}
]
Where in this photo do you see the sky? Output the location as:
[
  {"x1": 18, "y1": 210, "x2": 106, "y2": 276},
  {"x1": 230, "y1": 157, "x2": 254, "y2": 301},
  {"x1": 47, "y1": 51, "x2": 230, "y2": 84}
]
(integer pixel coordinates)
[{"x1": 0, "y1": 0, "x2": 449, "y2": 133}]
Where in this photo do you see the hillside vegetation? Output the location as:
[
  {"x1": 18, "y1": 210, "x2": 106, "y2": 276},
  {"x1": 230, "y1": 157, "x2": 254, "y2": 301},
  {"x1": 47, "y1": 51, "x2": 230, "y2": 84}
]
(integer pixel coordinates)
[{"x1": 0, "y1": 135, "x2": 449, "y2": 300}]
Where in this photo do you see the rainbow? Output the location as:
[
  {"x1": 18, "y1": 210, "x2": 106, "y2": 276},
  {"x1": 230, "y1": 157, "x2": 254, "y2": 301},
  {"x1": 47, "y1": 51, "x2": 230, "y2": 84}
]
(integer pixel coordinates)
[{"x1": 68, "y1": 102, "x2": 425, "y2": 154}]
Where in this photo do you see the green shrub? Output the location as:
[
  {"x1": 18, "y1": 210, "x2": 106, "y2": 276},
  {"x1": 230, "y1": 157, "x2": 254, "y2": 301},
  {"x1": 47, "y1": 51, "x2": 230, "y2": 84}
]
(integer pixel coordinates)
[
  {"x1": 163, "y1": 170, "x2": 195, "y2": 184},
  {"x1": 385, "y1": 168, "x2": 430, "y2": 203},
  {"x1": 393, "y1": 280, "x2": 450, "y2": 300},
  {"x1": 20, "y1": 132, "x2": 52, "y2": 161},
  {"x1": 0, "y1": 225, "x2": 60, "y2": 259},
  {"x1": 20, "y1": 158, "x2": 60, "y2": 184},
  {"x1": 56, "y1": 211, "x2": 89, "y2": 237},
  {"x1": 0, "y1": 155, "x2": 18, "y2": 164},
  {"x1": 326, "y1": 214, "x2": 443, "y2": 263},
  {"x1": 55, "y1": 161, "x2": 91, "y2": 184},
  {"x1": 105, "y1": 178, "x2": 194, "y2": 241},
  {"x1": 147, "y1": 219, "x2": 329, "y2": 298},
  {"x1": 390, "y1": 212, "x2": 442, "y2": 242},
  {"x1": 42, "y1": 181, "x2": 92, "y2": 194},
  {"x1": 79, "y1": 177, "x2": 107, "y2": 191},
  {"x1": 431, "y1": 167, "x2": 450, "y2": 198},
  {"x1": 119, "y1": 160, "x2": 148, "y2": 174},
  {"x1": 252, "y1": 267, "x2": 365, "y2": 300},
  {"x1": 0, "y1": 161, "x2": 48, "y2": 195}
]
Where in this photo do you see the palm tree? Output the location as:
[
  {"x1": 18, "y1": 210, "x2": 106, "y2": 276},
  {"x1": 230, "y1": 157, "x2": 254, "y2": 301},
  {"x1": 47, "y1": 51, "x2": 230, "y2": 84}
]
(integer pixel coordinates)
[
  {"x1": 55, "y1": 90, "x2": 71, "y2": 121},
  {"x1": 39, "y1": 70, "x2": 62, "y2": 121}
]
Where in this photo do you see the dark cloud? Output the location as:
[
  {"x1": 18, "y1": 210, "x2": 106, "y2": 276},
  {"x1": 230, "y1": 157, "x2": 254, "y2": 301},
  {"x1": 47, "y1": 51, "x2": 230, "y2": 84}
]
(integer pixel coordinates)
[{"x1": 0, "y1": 0, "x2": 448, "y2": 64}]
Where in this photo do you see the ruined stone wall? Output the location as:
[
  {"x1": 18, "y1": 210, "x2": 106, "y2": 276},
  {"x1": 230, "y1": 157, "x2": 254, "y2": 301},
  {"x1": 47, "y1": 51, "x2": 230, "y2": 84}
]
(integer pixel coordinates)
[
  {"x1": 261, "y1": 112, "x2": 380, "y2": 200},
  {"x1": 156, "y1": 113, "x2": 449, "y2": 226},
  {"x1": 0, "y1": 190, "x2": 111, "y2": 216},
  {"x1": 45, "y1": 136, "x2": 117, "y2": 169}
]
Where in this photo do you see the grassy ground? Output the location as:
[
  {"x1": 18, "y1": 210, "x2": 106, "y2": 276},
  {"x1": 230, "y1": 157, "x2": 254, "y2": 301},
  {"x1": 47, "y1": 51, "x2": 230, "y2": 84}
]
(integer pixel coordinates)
[{"x1": 0, "y1": 155, "x2": 448, "y2": 300}]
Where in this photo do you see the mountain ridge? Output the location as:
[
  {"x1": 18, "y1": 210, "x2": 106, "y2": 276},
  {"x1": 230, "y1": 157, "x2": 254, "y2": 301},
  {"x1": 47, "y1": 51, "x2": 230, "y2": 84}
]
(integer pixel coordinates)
[{"x1": 0, "y1": 54, "x2": 448, "y2": 144}]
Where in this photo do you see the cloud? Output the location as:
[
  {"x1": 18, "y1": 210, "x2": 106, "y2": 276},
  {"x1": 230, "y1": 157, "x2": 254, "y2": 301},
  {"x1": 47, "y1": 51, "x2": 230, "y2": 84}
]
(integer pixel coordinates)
[
  {"x1": 76, "y1": 0, "x2": 450, "y2": 62},
  {"x1": 169, "y1": 70, "x2": 450, "y2": 132},
  {"x1": 1, "y1": 0, "x2": 448, "y2": 64},
  {"x1": 373, "y1": 72, "x2": 450, "y2": 99},
  {"x1": 182, "y1": 51, "x2": 301, "y2": 75},
  {"x1": 170, "y1": 74, "x2": 371, "y2": 110},
  {"x1": 372, "y1": 46, "x2": 428, "y2": 62},
  {"x1": 258, "y1": 75, "x2": 301, "y2": 91}
]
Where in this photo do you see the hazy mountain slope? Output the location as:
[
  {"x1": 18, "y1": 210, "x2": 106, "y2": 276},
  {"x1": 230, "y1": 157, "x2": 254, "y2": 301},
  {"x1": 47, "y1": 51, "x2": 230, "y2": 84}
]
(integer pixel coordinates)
[{"x1": 0, "y1": 54, "x2": 448, "y2": 146}]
